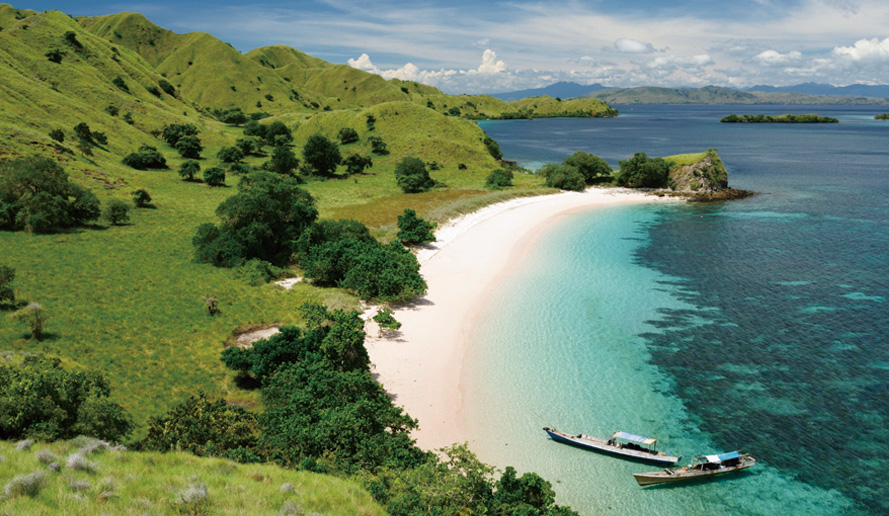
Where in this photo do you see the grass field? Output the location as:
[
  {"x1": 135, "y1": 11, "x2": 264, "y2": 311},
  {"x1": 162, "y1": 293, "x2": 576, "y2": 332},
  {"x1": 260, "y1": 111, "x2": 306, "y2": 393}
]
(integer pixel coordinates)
[{"x1": 0, "y1": 438, "x2": 385, "y2": 515}]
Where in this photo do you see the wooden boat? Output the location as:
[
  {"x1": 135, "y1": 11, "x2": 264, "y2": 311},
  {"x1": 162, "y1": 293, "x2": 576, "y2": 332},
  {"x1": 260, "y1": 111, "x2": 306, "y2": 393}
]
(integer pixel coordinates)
[
  {"x1": 633, "y1": 451, "x2": 756, "y2": 486},
  {"x1": 543, "y1": 427, "x2": 681, "y2": 465}
]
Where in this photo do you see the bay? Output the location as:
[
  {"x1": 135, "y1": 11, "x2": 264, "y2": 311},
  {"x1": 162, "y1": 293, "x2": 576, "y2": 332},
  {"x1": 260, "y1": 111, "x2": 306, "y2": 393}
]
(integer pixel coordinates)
[{"x1": 467, "y1": 105, "x2": 889, "y2": 515}]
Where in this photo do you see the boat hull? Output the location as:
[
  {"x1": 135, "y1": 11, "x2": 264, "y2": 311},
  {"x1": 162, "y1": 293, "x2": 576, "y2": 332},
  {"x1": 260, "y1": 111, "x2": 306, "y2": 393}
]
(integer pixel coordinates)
[
  {"x1": 544, "y1": 428, "x2": 680, "y2": 466},
  {"x1": 633, "y1": 457, "x2": 756, "y2": 486}
]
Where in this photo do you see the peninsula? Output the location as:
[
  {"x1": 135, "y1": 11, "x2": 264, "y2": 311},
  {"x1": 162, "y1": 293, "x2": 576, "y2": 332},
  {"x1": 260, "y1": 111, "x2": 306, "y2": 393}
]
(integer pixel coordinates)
[{"x1": 720, "y1": 113, "x2": 839, "y2": 123}]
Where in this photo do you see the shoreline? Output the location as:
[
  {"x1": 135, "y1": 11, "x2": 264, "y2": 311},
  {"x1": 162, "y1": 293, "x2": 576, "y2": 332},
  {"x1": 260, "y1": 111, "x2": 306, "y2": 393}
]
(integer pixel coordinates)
[{"x1": 364, "y1": 187, "x2": 676, "y2": 451}]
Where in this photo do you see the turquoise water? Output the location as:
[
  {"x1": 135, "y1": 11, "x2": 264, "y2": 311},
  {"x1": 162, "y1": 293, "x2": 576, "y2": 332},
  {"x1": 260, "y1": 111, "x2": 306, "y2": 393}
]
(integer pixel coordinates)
[{"x1": 467, "y1": 107, "x2": 889, "y2": 515}]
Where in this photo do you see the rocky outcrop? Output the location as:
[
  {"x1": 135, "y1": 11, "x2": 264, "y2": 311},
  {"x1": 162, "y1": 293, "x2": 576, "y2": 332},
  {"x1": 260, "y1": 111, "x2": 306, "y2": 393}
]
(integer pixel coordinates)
[{"x1": 665, "y1": 149, "x2": 754, "y2": 202}]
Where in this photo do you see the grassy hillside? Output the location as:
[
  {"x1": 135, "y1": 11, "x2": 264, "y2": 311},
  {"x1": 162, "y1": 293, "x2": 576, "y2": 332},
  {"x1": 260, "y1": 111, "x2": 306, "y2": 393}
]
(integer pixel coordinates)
[
  {"x1": 584, "y1": 85, "x2": 889, "y2": 105},
  {"x1": 509, "y1": 95, "x2": 618, "y2": 117},
  {"x1": 0, "y1": 438, "x2": 384, "y2": 515}
]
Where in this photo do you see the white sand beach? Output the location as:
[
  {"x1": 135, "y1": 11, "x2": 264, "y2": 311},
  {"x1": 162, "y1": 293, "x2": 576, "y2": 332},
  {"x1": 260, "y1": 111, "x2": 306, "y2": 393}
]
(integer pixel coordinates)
[{"x1": 365, "y1": 188, "x2": 673, "y2": 451}]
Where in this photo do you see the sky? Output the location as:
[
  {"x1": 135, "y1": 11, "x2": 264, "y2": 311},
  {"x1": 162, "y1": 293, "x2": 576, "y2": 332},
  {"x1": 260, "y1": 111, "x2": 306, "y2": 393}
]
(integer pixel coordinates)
[{"x1": 12, "y1": 0, "x2": 889, "y2": 94}]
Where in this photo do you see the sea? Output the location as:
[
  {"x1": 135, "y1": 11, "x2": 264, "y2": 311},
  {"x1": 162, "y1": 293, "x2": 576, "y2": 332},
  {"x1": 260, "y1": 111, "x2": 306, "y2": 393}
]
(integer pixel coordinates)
[{"x1": 468, "y1": 105, "x2": 889, "y2": 516}]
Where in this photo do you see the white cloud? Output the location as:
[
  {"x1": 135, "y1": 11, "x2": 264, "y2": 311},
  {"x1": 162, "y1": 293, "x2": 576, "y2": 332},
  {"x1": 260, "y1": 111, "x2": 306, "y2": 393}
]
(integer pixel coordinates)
[
  {"x1": 347, "y1": 53, "x2": 379, "y2": 72},
  {"x1": 754, "y1": 49, "x2": 803, "y2": 65},
  {"x1": 614, "y1": 38, "x2": 656, "y2": 54},
  {"x1": 646, "y1": 54, "x2": 714, "y2": 69},
  {"x1": 832, "y1": 37, "x2": 889, "y2": 61},
  {"x1": 475, "y1": 49, "x2": 507, "y2": 74}
]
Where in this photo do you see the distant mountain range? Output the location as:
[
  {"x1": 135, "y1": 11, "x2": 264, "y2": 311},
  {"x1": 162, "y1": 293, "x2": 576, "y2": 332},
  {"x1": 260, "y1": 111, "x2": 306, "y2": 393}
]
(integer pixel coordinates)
[{"x1": 490, "y1": 82, "x2": 889, "y2": 105}]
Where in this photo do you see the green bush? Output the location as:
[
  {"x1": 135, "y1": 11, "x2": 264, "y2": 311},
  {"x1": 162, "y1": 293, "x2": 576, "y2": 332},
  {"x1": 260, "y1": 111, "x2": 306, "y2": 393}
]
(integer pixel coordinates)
[
  {"x1": 368, "y1": 135, "x2": 389, "y2": 155},
  {"x1": 44, "y1": 48, "x2": 62, "y2": 63},
  {"x1": 0, "y1": 265, "x2": 14, "y2": 305},
  {"x1": 563, "y1": 151, "x2": 612, "y2": 184},
  {"x1": 146, "y1": 85, "x2": 162, "y2": 97},
  {"x1": 112, "y1": 76, "x2": 129, "y2": 93},
  {"x1": 104, "y1": 199, "x2": 131, "y2": 225},
  {"x1": 235, "y1": 258, "x2": 285, "y2": 286},
  {"x1": 122, "y1": 145, "x2": 167, "y2": 170},
  {"x1": 485, "y1": 168, "x2": 514, "y2": 189},
  {"x1": 203, "y1": 167, "x2": 226, "y2": 187},
  {"x1": 132, "y1": 188, "x2": 152, "y2": 207},
  {"x1": 483, "y1": 135, "x2": 503, "y2": 160},
  {"x1": 161, "y1": 123, "x2": 198, "y2": 147},
  {"x1": 343, "y1": 154, "x2": 372, "y2": 175},
  {"x1": 338, "y1": 127, "x2": 359, "y2": 144},
  {"x1": 4, "y1": 471, "x2": 47, "y2": 498},
  {"x1": 615, "y1": 152, "x2": 673, "y2": 188},
  {"x1": 539, "y1": 164, "x2": 585, "y2": 191},
  {"x1": 48, "y1": 128, "x2": 64, "y2": 143},
  {"x1": 158, "y1": 78, "x2": 176, "y2": 96},
  {"x1": 397, "y1": 209, "x2": 436, "y2": 245},
  {"x1": 394, "y1": 156, "x2": 435, "y2": 193},
  {"x1": 0, "y1": 157, "x2": 100, "y2": 232},
  {"x1": 217, "y1": 146, "x2": 244, "y2": 164},
  {"x1": 174, "y1": 134, "x2": 203, "y2": 159},
  {"x1": 302, "y1": 134, "x2": 342, "y2": 176}
]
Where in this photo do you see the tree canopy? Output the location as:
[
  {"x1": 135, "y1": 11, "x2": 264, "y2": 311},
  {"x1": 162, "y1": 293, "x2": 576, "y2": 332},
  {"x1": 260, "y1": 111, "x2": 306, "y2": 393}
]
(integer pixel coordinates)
[
  {"x1": 563, "y1": 151, "x2": 612, "y2": 184},
  {"x1": 193, "y1": 172, "x2": 317, "y2": 267},
  {"x1": 0, "y1": 157, "x2": 100, "y2": 233},
  {"x1": 394, "y1": 156, "x2": 435, "y2": 193},
  {"x1": 302, "y1": 134, "x2": 342, "y2": 176},
  {"x1": 615, "y1": 152, "x2": 673, "y2": 188},
  {"x1": 397, "y1": 209, "x2": 436, "y2": 245}
]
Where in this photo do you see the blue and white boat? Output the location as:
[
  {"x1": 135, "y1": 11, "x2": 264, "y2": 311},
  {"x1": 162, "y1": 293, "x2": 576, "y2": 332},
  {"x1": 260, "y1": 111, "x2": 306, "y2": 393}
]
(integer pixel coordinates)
[{"x1": 543, "y1": 427, "x2": 681, "y2": 465}]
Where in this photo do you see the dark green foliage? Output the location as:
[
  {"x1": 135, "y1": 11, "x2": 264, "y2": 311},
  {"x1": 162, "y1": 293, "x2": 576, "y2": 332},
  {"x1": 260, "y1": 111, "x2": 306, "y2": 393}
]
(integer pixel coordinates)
[
  {"x1": 62, "y1": 30, "x2": 81, "y2": 49},
  {"x1": 483, "y1": 135, "x2": 503, "y2": 160},
  {"x1": 158, "y1": 78, "x2": 176, "y2": 96},
  {"x1": 397, "y1": 209, "x2": 436, "y2": 245},
  {"x1": 265, "y1": 93, "x2": 274, "y2": 102},
  {"x1": 373, "y1": 308, "x2": 401, "y2": 333},
  {"x1": 73, "y1": 122, "x2": 94, "y2": 144},
  {"x1": 228, "y1": 162, "x2": 251, "y2": 175},
  {"x1": 0, "y1": 157, "x2": 100, "y2": 233},
  {"x1": 44, "y1": 48, "x2": 62, "y2": 63},
  {"x1": 243, "y1": 120, "x2": 267, "y2": 139},
  {"x1": 875, "y1": 113, "x2": 889, "y2": 120},
  {"x1": 193, "y1": 172, "x2": 317, "y2": 267},
  {"x1": 0, "y1": 265, "x2": 14, "y2": 305},
  {"x1": 48, "y1": 129, "x2": 64, "y2": 143},
  {"x1": 563, "y1": 151, "x2": 612, "y2": 184},
  {"x1": 263, "y1": 121, "x2": 292, "y2": 146},
  {"x1": 111, "y1": 75, "x2": 129, "y2": 93},
  {"x1": 122, "y1": 111, "x2": 134, "y2": 124},
  {"x1": 302, "y1": 134, "x2": 342, "y2": 176},
  {"x1": 214, "y1": 107, "x2": 248, "y2": 126},
  {"x1": 394, "y1": 156, "x2": 435, "y2": 193},
  {"x1": 145, "y1": 85, "x2": 161, "y2": 97},
  {"x1": 266, "y1": 145, "x2": 300, "y2": 176},
  {"x1": 539, "y1": 164, "x2": 585, "y2": 191},
  {"x1": 104, "y1": 105, "x2": 119, "y2": 117},
  {"x1": 235, "y1": 137, "x2": 262, "y2": 156},
  {"x1": 203, "y1": 167, "x2": 226, "y2": 187},
  {"x1": 161, "y1": 123, "x2": 198, "y2": 147},
  {"x1": 234, "y1": 258, "x2": 285, "y2": 286},
  {"x1": 343, "y1": 154, "x2": 372, "y2": 175},
  {"x1": 179, "y1": 160, "x2": 200, "y2": 181},
  {"x1": 92, "y1": 131, "x2": 107, "y2": 146},
  {"x1": 485, "y1": 168, "x2": 514, "y2": 189},
  {"x1": 338, "y1": 127, "x2": 359, "y2": 144},
  {"x1": 721, "y1": 113, "x2": 839, "y2": 123},
  {"x1": 615, "y1": 152, "x2": 673, "y2": 188},
  {"x1": 122, "y1": 145, "x2": 167, "y2": 170},
  {"x1": 174, "y1": 135, "x2": 203, "y2": 158},
  {"x1": 0, "y1": 356, "x2": 133, "y2": 441},
  {"x1": 104, "y1": 199, "x2": 131, "y2": 225},
  {"x1": 132, "y1": 188, "x2": 151, "y2": 207},
  {"x1": 366, "y1": 114, "x2": 376, "y2": 130},
  {"x1": 217, "y1": 146, "x2": 244, "y2": 164},
  {"x1": 140, "y1": 393, "x2": 261, "y2": 460},
  {"x1": 368, "y1": 135, "x2": 389, "y2": 155}
]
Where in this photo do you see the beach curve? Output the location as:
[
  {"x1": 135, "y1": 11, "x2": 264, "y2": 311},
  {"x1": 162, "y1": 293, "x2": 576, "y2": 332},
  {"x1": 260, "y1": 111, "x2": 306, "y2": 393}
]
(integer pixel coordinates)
[{"x1": 364, "y1": 187, "x2": 675, "y2": 451}]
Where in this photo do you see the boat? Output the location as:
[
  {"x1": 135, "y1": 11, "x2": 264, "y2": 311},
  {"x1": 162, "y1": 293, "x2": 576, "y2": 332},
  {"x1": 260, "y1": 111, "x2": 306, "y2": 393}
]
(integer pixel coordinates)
[
  {"x1": 633, "y1": 451, "x2": 756, "y2": 486},
  {"x1": 542, "y1": 427, "x2": 681, "y2": 465}
]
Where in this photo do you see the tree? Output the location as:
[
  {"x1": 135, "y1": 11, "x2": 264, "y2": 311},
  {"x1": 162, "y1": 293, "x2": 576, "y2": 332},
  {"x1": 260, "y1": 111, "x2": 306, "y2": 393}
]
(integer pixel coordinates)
[
  {"x1": 0, "y1": 157, "x2": 100, "y2": 233},
  {"x1": 203, "y1": 167, "x2": 226, "y2": 187},
  {"x1": 48, "y1": 129, "x2": 64, "y2": 143},
  {"x1": 104, "y1": 199, "x2": 131, "y2": 225},
  {"x1": 303, "y1": 134, "x2": 342, "y2": 176},
  {"x1": 140, "y1": 393, "x2": 261, "y2": 461},
  {"x1": 266, "y1": 145, "x2": 299, "y2": 175},
  {"x1": 0, "y1": 265, "x2": 14, "y2": 305},
  {"x1": 397, "y1": 209, "x2": 436, "y2": 245},
  {"x1": 44, "y1": 48, "x2": 62, "y2": 63},
  {"x1": 219, "y1": 108, "x2": 247, "y2": 126},
  {"x1": 217, "y1": 146, "x2": 244, "y2": 164},
  {"x1": 179, "y1": 160, "x2": 200, "y2": 181},
  {"x1": 174, "y1": 134, "x2": 203, "y2": 159},
  {"x1": 540, "y1": 164, "x2": 585, "y2": 191},
  {"x1": 615, "y1": 152, "x2": 673, "y2": 188},
  {"x1": 132, "y1": 188, "x2": 151, "y2": 207},
  {"x1": 112, "y1": 76, "x2": 129, "y2": 93},
  {"x1": 122, "y1": 145, "x2": 166, "y2": 170},
  {"x1": 11, "y1": 302, "x2": 48, "y2": 339},
  {"x1": 264, "y1": 121, "x2": 292, "y2": 146},
  {"x1": 73, "y1": 122, "x2": 94, "y2": 144},
  {"x1": 158, "y1": 78, "x2": 176, "y2": 96},
  {"x1": 483, "y1": 135, "x2": 503, "y2": 160},
  {"x1": 193, "y1": 172, "x2": 318, "y2": 267},
  {"x1": 161, "y1": 123, "x2": 198, "y2": 147},
  {"x1": 235, "y1": 137, "x2": 262, "y2": 156},
  {"x1": 343, "y1": 154, "x2": 373, "y2": 176},
  {"x1": 368, "y1": 135, "x2": 389, "y2": 155},
  {"x1": 563, "y1": 151, "x2": 612, "y2": 184},
  {"x1": 485, "y1": 168, "x2": 514, "y2": 189},
  {"x1": 394, "y1": 156, "x2": 435, "y2": 193},
  {"x1": 338, "y1": 127, "x2": 359, "y2": 144},
  {"x1": 0, "y1": 356, "x2": 133, "y2": 441}
]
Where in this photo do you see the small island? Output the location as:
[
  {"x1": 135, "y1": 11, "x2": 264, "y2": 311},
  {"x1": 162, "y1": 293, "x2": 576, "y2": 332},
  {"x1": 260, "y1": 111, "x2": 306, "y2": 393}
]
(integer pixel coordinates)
[
  {"x1": 721, "y1": 113, "x2": 839, "y2": 123},
  {"x1": 875, "y1": 113, "x2": 889, "y2": 120}
]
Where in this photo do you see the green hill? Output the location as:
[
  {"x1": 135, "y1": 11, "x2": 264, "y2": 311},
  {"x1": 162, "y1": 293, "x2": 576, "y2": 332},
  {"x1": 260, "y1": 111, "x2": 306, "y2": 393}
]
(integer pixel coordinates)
[
  {"x1": 583, "y1": 85, "x2": 889, "y2": 105},
  {"x1": 0, "y1": 438, "x2": 384, "y2": 515},
  {"x1": 508, "y1": 95, "x2": 618, "y2": 117}
]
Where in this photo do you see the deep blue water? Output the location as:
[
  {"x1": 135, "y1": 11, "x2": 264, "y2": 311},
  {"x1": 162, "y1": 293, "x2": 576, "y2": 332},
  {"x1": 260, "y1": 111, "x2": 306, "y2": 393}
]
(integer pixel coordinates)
[{"x1": 474, "y1": 106, "x2": 889, "y2": 515}]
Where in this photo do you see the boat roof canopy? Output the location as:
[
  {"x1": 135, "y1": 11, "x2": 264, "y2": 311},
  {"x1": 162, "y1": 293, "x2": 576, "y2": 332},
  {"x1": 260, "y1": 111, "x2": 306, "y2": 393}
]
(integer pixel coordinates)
[
  {"x1": 704, "y1": 451, "x2": 740, "y2": 463},
  {"x1": 611, "y1": 431, "x2": 657, "y2": 446}
]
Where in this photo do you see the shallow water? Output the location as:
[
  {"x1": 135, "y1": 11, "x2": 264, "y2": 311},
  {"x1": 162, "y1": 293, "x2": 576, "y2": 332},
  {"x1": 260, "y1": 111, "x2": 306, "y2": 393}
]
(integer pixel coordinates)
[{"x1": 466, "y1": 106, "x2": 889, "y2": 515}]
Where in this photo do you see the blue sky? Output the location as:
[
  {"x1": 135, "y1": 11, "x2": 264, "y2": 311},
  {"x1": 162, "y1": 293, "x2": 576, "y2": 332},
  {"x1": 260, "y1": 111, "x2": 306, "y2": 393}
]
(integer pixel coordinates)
[{"x1": 13, "y1": 0, "x2": 889, "y2": 93}]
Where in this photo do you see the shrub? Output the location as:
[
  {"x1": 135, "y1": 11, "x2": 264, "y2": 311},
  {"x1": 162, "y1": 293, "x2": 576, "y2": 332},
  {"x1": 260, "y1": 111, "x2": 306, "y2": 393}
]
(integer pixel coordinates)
[
  {"x1": 302, "y1": 134, "x2": 342, "y2": 176},
  {"x1": 563, "y1": 151, "x2": 612, "y2": 184},
  {"x1": 217, "y1": 146, "x2": 244, "y2": 164},
  {"x1": 343, "y1": 154, "x2": 372, "y2": 175},
  {"x1": 0, "y1": 157, "x2": 100, "y2": 232},
  {"x1": 177, "y1": 477, "x2": 209, "y2": 514},
  {"x1": 174, "y1": 135, "x2": 203, "y2": 159},
  {"x1": 36, "y1": 449, "x2": 57, "y2": 464},
  {"x1": 104, "y1": 105, "x2": 119, "y2": 117},
  {"x1": 394, "y1": 156, "x2": 435, "y2": 193},
  {"x1": 49, "y1": 128, "x2": 65, "y2": 143},
  {"x1": 161, "y1": 124, "x2": 198, "y2": 147},
  {"x1": 0, "y1": 265, "x2": 14, "y2": 305},
  {"x1": 44, "y1": 48, "x2": 62, "y2": 63},
  {"x1": 485, "y1": 168, "x2": 514, "y2": 189},
  {"x1": 123, "y1": 145, "x2": 167, "y2": 170},
  {"x1": 540, "y1": 164, "x2": 585, "y2": 191},
  {"x1": 111, "y1": 76, "x2": 129, "y2": 92},
  {"x1": 263, "y1": 121, "x2": 292, "y2": 146},
  {"x1": 179, "y1": 160, "x2": 200, "y2": 181},
  {"x1": 66, "y1": 453, "x2": 97, "y2": 472},
  {"x1": 203, "y1": 167, "x2": 226, "y2": 186},
  {"x1": 132, "y1": 189, "x2": 152, "y2": 207},
  {"x1": 158, "y1": 78, "x2": 176, "y2": 96},
  {"x1": 483, "y1": 135, "x2": 503, "y2": 160},
  {"x1": 235, "y1": 259, "x2": 285, "y2": 286},
  {"x1": 615, "y1": 152, "x2": 673, "y2": 188},
  {"x1": 366, "y1": 114, "x2": 376, "y2": 130},
  {"x1": 338, "y1": 127, "x2": 359, "y2": 144},
  {"x1": 368, "y1": 135, "x2": 388, "y2": 155},
  {"x1": 4, "y1": 471, "x2": 47, "y2": 498},
  {"x1": 146, "y1": 85, "x2": 162, "y2": 97},
  {"x1": 235, "y1": 137, "x2": 262, "y2": 156},
  {"x1": 122, "y1": 112, "x2": 134, "y2": 124},
  {"x1": 397, "y1": 209, "x2": 436, "y2": 245},
  {"x1": 73, "y1": 122, "x2": 94, "y2": 144},
  {"x1": 104, "y1": 199, "x2": 131, "y2": 225}
]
